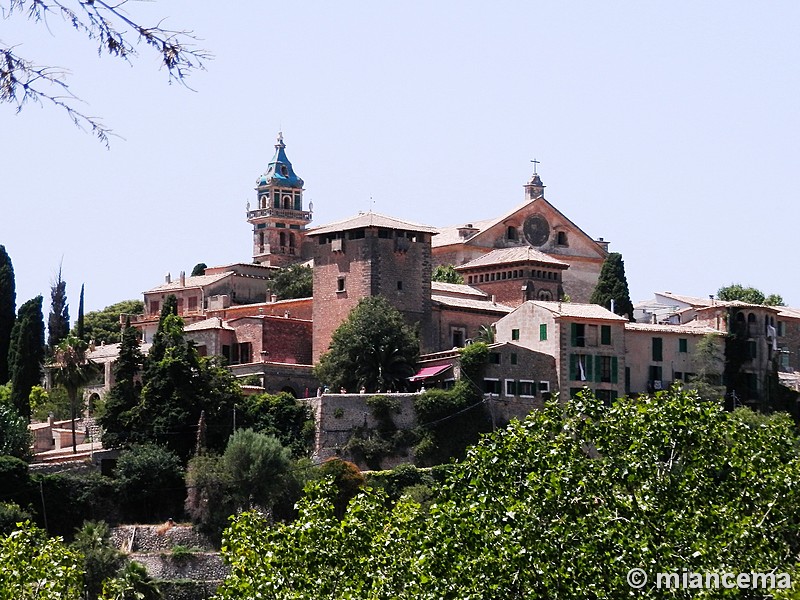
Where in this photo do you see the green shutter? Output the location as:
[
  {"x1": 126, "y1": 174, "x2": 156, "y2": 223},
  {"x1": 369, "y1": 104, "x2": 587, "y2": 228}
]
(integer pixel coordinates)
[
  {"x1": 652, "y1": 337, "x2": 663, "y2": 362},
  {"x1": 601, "y1": 325, "x2": 611, "y2": 345},
  {"x1": 594, "y1": 355, "x2": 601, "y2": 383},
  {"x1": 571, "y1": 323, "x2": 578, "y2": 346},
  {"x1": 570, "y1": 354, "x2": 577, "y2": 380},
  {"x1": 585, "y1": 355, "x2": 593, "y2": 381},
  {"x1": 679, "y1": 338, "x2": 688, "y2": 353},
  {"x1": 611, "y1": 356, "x2": 618, "y2": 383},
  {"x1": 540, "y1": 323, "x2": 547, "y2": 341}
]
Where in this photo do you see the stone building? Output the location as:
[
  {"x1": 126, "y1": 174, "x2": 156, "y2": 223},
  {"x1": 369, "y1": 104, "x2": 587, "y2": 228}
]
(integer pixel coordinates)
[
  {"x1": 307, "y1": 212, "x2": 439, "y2": 361},
  {"x1": 431, "y1": 171, "x2": 609, "y2": 303}
]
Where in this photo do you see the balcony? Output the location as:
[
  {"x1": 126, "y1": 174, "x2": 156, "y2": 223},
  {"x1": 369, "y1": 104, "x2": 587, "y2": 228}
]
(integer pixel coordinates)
[{"x1": 247, "y1": 207, "x2": 312, "y2": 222}]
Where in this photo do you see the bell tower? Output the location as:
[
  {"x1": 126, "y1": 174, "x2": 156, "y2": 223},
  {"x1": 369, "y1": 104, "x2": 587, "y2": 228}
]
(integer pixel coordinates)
[{"x1": 247, "y1": 133, "x2": 313, "y2": 266}]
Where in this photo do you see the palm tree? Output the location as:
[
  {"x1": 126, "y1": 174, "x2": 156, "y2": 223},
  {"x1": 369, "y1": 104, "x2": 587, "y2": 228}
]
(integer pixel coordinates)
[
  {"x1": 51, "y1": 335, "x2": 98, "y2": 453},
  {"x1": 101, "y1": 561, "x2": 162, "y2": 600}
]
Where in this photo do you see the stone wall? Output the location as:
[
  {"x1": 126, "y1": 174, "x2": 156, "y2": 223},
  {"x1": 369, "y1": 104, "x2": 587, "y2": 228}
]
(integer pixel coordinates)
[
  {"x1": 132, "y1": 552, "x2": 228, "y2": 581},
  {"x1": 111, "y1": 524, "x2": 215, "y2": 553}
]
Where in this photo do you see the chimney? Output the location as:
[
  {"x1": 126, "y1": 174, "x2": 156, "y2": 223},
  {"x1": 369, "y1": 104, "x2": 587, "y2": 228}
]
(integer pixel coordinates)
[
  {"x1": 179, "y1": 271, "x2": 186, "y2": 287},
  {"x1": 491, "y1": 294, "x2": 496, "y2": 305},
  {"x1": 165, "y1": 273, "x2": 171, "y2": 284},
  {"x1": 610, "y1": 299, "x2": 616, "y2": 314},
  {"x1": 271, "y1": 294, "x2": 278, "y2": 303}
]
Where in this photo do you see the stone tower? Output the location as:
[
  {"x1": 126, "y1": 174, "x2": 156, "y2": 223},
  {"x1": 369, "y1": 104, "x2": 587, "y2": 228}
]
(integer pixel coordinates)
[
  {"x1": 307, "y1": 212, "x2": 438, "y2": 362},
  {"x1": 247, "y1": 133, "x2": 313, "y2": 266}
]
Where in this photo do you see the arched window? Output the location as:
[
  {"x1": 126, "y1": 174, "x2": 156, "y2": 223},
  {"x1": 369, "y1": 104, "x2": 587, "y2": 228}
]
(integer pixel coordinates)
[
  {"x1": 557, "y1": 231, "x2": 568, "y2": 246},
  {"x1": 538, "y1": 290, "x2": 552, "y2": 301},
  {"x1": 507, "y1": 226, "x2": 517, "y2": 241},
  {"x1": 748, "y1": 313, "x2": 757, "y2": 337},
  {"x1": 283, "y1": 196, "x2": 291, "y2": 209},
  {"x1": 279, "y1": 231, "x2": 286, "y2": 249}
]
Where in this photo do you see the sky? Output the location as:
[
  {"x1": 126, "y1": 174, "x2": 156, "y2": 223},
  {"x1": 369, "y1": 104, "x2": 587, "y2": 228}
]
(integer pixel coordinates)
[{"x1": 2, "y1": 1, "x2": 799, "y2": 317}]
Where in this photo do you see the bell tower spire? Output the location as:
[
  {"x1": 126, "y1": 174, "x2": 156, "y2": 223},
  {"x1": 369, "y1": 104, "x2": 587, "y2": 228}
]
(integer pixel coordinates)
[{"x1": 246, "y1": 133, "x2": 313, "y2": 266}]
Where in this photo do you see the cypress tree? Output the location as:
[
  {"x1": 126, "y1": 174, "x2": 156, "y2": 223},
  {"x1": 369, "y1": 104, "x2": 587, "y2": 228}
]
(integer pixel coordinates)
[
  {"x1": 589, "y1": 252, "x2": 634, "y2": 320},
  {"x1": 47, "y1": 267, "x2": 70, "y2": 351},
  {"x1": 8, "y1": 296, "x2": 45, "y2": 420},
  {"x1": 0, "y1": 246, "x2": 15, "y2": 385},
  {"x1": 99, "y1": 317, "x2": 145, "y2": 448},
  {"x1": 76, "y1": 284, "x2": 85, "y2": 341}
]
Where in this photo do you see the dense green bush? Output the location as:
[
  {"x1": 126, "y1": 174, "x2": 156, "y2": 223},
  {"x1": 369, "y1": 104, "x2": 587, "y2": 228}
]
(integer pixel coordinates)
[{"x1": 115, "y1": 443, "x2": 184, "y2": 523}]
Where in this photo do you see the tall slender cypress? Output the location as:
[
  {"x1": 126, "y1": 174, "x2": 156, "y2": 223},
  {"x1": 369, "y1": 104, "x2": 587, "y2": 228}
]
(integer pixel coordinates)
[
  {"x1": 8, "y1": 296, "x2": 45, "y2": 420},
  {"x1": 0, "y1": 245, "x2": 15, "y2": 384},
  {"x1": 76, "y1": 284, "x2": 85, "y2": 341},
  {"x1": 47, "y1": 266, "x2": 70, "y2": 351},
  {"x1": 589, "y1": 252, "x2": 634, "y2": 320}
]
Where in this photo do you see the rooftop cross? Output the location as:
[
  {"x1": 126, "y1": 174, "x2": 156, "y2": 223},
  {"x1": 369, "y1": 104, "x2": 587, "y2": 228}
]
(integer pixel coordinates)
[{"x1": 531, "y1": 158, "x2": 540, "y2": 175}]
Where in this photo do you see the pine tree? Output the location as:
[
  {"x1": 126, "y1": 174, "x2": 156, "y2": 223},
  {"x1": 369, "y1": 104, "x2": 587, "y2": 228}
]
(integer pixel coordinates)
[
  {"x1": 589, "y1": 252, "x2": 634, "y2": 320},
  {"x1": 0, "y1": 246, "x2": 15, "y2": 385},
  {"x1": 99, "y1": 317, "x2": 144, "y2": 448},
  {"x1": 8, "y1": 296, "x2": 45, "y2": 420},
  {"x1": 47, "y1": 267, "x2": 70, "y2": 351}
]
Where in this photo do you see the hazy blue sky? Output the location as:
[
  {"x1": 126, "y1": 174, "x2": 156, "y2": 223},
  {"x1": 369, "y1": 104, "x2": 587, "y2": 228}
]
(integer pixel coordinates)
[{"x1": 3, "y1": 1, "x2": 798, "y2": 316}]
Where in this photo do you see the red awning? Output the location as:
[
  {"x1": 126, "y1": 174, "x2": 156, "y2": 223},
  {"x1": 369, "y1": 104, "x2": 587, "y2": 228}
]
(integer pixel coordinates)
[{"x1": 409, "y1": 364, "x2": 451, "y2": 382}]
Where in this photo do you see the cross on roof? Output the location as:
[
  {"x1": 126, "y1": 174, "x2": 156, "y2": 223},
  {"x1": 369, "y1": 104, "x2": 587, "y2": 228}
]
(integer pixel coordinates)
[{"x1": 531, "y1": 158, "x2": 540, "y2": 175}]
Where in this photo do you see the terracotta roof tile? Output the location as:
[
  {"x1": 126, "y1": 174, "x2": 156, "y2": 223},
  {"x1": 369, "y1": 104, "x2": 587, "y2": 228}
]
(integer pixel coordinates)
[
  {"x1": 455, "y1": 247, "x2": 568, "y2": 269},
  {"x1": 145, "y1": 271, "x2": 232, "y2": 293},
  {"x1": 307, "y1": 212, "x2": 439, "y2": 236},
  {"x1": 531, "y1": 301, "x2": 628, "y2": 321},
  {"x1": 432, "y1": 294, "x2": 514, "y2": 314}
]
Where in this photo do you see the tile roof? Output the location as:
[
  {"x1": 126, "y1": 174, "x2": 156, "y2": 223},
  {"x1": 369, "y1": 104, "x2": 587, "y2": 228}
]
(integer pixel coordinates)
[
  {"x1": 432, "y1": 218, "x2": 494, "y2": 247},
  {"x1": 432, "y1": 294, "x2": 514, "y2": 314},
  {"x1": 455, "y1": 246, "x2": 569, "y2": 269},
  {"x1": 87, "y1": 342, "x2": 152, "y2": 362},
  {"x1": 307, "y1": 211, "x2": 439, "y2": 236},
  {"x1": 531, "y1": 301, "x2": 628, "y2": 321},
  {"x1": 145, "y1": 271, "x2": 232, "y2": 293},
  {"x1": 184, "y1": 317, "x2": 234, "y2": 331},
  {"x1": 654, "y1": 292, "x2": 715, "y2": 307},
  {"x1": 430, "y1": 281, "x2": 488, "y2": 298},
  {"x1": 625, "y1": 322, "x2": 722, "y2": 335}
]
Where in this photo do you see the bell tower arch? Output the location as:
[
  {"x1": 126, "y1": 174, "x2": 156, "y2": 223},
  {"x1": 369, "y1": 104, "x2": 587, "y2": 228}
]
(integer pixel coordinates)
[{"x1": 247, "y1": 133, "x2": 313, "y2": 266}]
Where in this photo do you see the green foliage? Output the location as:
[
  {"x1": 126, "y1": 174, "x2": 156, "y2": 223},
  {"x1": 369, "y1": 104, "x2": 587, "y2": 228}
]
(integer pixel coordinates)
[
  {"x1": 29, "y1": 384, "x2": 71, "y2": 421},
  {"x1": 268, "y1": 264, "x2": 313, "y2": 300},
  {"x1": 0, "y1": 403, "x2": 31, "y2": 459},
  {"x1": 98, "y1": 319, "x2": 144, "y2": 449},
  {"x1": 237, "y1": 392, "x2": 314, "y2": 458},
  {"x1": 0, "y1": 521, "x2": 84, "y2": 599},
  {"x1": 8, "y1": 295, "x2": 44, "y2": 420},
  {"x1": 74, "y1": 300, "x2": 144, "y2": 345},
  {"x1": 190, "y1": 263, "x2": 207, "y2": 277},
  {"x1": 0, "y1": 502, "x2": 32, "y2": 536},
  {"x1": 457, "y1": 341, "x2": 489, "y2": 385},
  {"x1": 718, "y1": 283, "x2": 784, "y2": 306},
  {"x1": 100, "y1": 560, "x2": 162, "y2": 600},
  {"x1": 184, "y1": 453, "x2": 235, "y2": 542},
  {"x1": 314, "y1": 458, "x2": 366, "y2": 519},
  {"x1": 686, "y1": 333, "x2": 725, "y2": 403},
  {"x1": 315, "y1": 296, "x2": 419, "y2": 393},
  {"x1": 169, "y1": 544, "x2": 201, "y2": 561},
  {"x1": 222, "y1": 429, "x2": 292, "y2": 510},
  {"x1": 47, "y1": 267, "x2": 70, "y2": 351},
  {"x1": 76, "y1": 284, "x2": 85, "y2": 341},
  {"x1": 36, "y1": 471, "x2": 119, "y2": 537},
  {"x1": 366, "y1": 463, "x2": 438, "y2": 504},
  {"x1": 590, "y1": 251, "x2": 634, "y2": 319},
  {"x1": 71, "y1": 520, "x2": 123, "y2": 600},
  {"x1": 431, "y1": 264, "x2": 464, "y2": 284},
  {"x1": 0, "y1": 455, "x2": 32, "y2": 507},
  {"x1": 115, "y1": 444, "x2": 184, "y2": 523},
  {"x1": 51, "y1": 335, "x2": 100, "y2": 453},
  {"x1": 216, "y1": 388, "x2": 800, "y2": 599},
  {"x1": 0, "y1": 245, "x2": 15, "y2": 385},
  {"x1": 345, "y1": 395, "x2": 409, "y2": 470}
]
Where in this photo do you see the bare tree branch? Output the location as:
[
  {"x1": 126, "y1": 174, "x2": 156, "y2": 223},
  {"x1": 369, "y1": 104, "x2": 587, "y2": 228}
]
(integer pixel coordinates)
[{"x1": 1, "y1": 0, "x2": 211, "y2": 145}]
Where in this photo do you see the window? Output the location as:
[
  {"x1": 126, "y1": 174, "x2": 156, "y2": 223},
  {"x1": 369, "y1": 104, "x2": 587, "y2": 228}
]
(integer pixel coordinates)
[
  {"x1": 570, "y1": 353, "x2": 592, "y2": 381},
  {"x1": 510, "y1": 353, "x2": 518, "y2": 365},
  {"x1": 505, "y1": 380, "x2": 517, "y2": 396},
  {"x1": 484, "y1": 379, "x2": 501, "y2": 394},
  {"x1": 511, "y1": 328, "x2": 520, "y2": 341},
  {"x1": 600, "y1": 356, "x2": 613, "y2": 383},
  {"x1": 586, "y1": 324, "x2": 598, "y2": 347},
  {"x1": 540, "y1": 323, "x2": 547, "y2": 341},
  {"x1": 778, "y1": 321, "x2": 786, "y2": 337},
  {"x1": 188, "y1": 296, "x2": 198, "y2": 312},
  {"x1": 649, "y1": 365, "x2": 663, "y2": 388},
  {"x1": 779, "y1": 347, "x2": 790, "y2": 369},
  {"x1": 652, "y1": 337, "x2": 663, "y2": 361},
  {"x1": 571, "y1": 323, "x2": 586, "y2": 347},
  {"x1": 397, "y1": 280, "x2": 403, "y2": 291},
  {"x1": 747, "y1": 340, "x2": 757, "y2": 360},
  {"x1": 239, "y1": 342, "x2": 252, "y2": 364},
  {"x1": 678, "y1": 338, "x2": 688, "y2": 353},
  {"x1": 556, "y1": 231, "x2": 568, "y2": 246},
  {"x1": 596, "y1": 389, "x2": 617, "y2": 405},
  {"x1": 519, "y1": 380, "x2": 536, "y2": 397},
  {"x1": 506, "y1": 226, "x2": 517, "y2": 241},
  {"x1": 601, "y1": 325, "x2": 611, "y2": 345},
  {"x1": 150, "y1": 300, "x2": 160, "y2": 315},
  {"x1": 538, "y1": 381, "x2": 550, "y2": 394},
  {"x1": 489, "y1": 352, "x2": 501, "y2": 364},
  {"x1": 337, "y1": 276, "x2": 346, "y2": 292},
  {"x1": 451, "y1": 327, "x2": 466, "y2": 348}
]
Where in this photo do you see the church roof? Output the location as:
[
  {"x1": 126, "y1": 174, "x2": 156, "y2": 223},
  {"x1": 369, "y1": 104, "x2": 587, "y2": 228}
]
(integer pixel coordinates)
[
  {"x1": 432, "y1": 218, "x2": 495, "y2": 247},
  {"x1": 430, "y1": 281, "x2": 489, "y2": 298},
  {"x1": 307, "y1": 211, "x2": 439, "y2": 236},
  {"x1": 256, "y1": 132, "x2": 304, "y2": 189},
  {"x1": 432, "y1": 293, "x2": 515, "y2": 314},
  {"x1": 455, "y1": 247, "x2": 569, "y2": 270}
]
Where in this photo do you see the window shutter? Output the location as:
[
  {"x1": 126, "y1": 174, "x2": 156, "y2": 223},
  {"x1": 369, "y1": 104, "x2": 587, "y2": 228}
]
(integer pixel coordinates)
[
  {"x1": 570, "y1": 354, "x2": 577, "y2": 380},
  {"x1": 571, "y1": 323, "x2": 578, "y2": 346},
  {"x1": 611, "y1": 356, "x2": 618, "y2": 383},
  {"x1": 586, "y1": 355, "x2": 593, "y2": 381},
  {"x1": 601, "y1": 325, "x2": 611, "y2": 345},
  {"x1": 594, "y1": 355, "x2": 601, "y2": 382}
]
